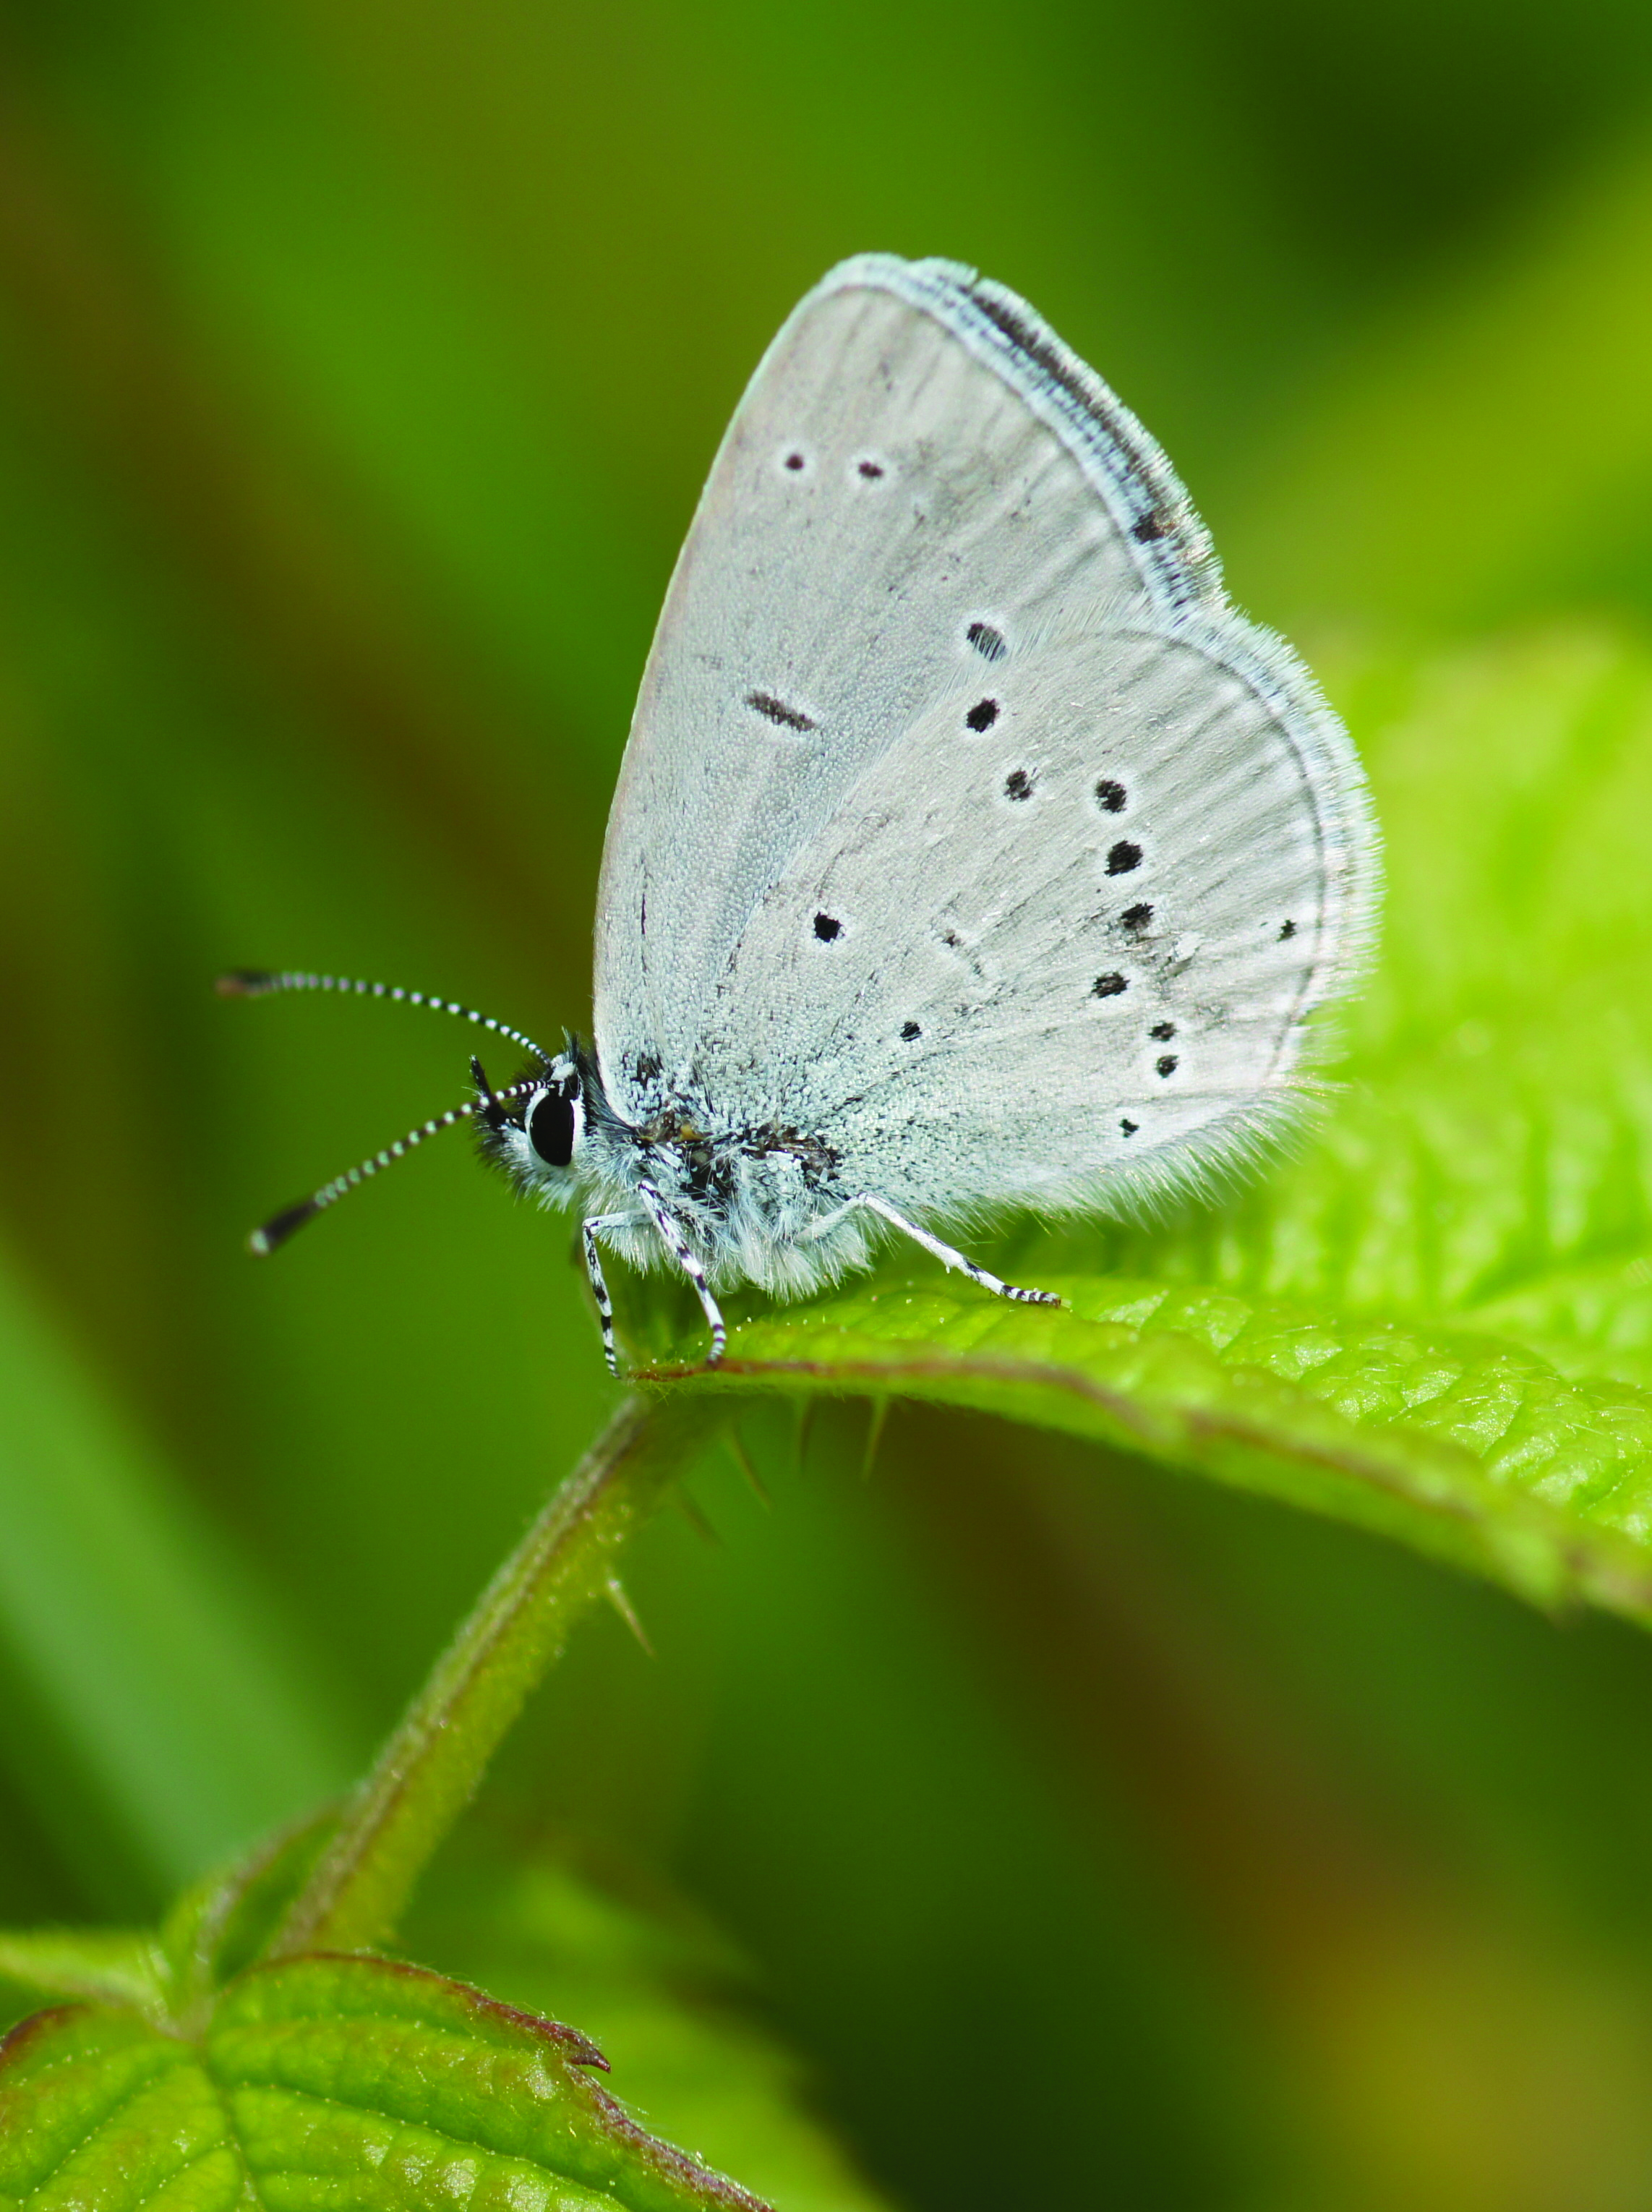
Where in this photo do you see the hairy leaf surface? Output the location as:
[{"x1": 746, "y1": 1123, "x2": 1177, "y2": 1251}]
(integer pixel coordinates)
[{"x1": 0, "y1": 1953, "x2": 770, "y2": 2211}]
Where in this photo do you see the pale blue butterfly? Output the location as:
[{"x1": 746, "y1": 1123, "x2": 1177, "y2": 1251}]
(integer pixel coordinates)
[{"x1": 226, "y1": 255, "x2": 1377, "y2": 1374}]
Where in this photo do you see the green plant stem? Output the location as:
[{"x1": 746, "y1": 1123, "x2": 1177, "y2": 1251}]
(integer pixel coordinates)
[{"x1": 269, "y1": 1391, "x2": 719, "y2": 1958}]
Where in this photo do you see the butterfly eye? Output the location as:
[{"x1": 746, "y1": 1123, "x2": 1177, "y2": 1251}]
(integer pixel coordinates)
[{"x1": 526, "y1": 1086, "x2": 578, "y2": 1170}]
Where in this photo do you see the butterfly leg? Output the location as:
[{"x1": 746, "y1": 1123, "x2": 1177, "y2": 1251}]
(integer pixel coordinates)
[
  {"x1": 581, "y1": 1210, "x2": 649, "y2": 1377},
  {"x1": 808, "y1": 1193, "x2": 1061, "y2": 1308},
  {"x1": 636, "y1": 1182, "x2": 729, "y2": 1366}
]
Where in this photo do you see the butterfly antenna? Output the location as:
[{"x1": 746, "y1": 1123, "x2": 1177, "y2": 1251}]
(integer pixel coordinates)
[
  {"x1": 217, "y1": 968, "x2": 555, "y2": 1069},
  {"x1": 248, "y1": 1077, "x2": 536, "y2": 1255}
]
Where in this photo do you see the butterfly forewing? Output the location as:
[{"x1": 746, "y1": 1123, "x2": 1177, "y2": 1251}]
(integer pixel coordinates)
[{"x1": 595, "y1": 256, "x2": 1221, "y2": 1107}]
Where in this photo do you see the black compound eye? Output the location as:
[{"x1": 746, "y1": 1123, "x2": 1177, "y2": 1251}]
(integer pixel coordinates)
[{"x1": 527, "y1": 1088, "x2": 576, "y2": 1169}]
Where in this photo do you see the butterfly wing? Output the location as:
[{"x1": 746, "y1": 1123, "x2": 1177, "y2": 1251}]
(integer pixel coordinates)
[
  {"x1": 692, "y1": 617, "x2": 1372, "y2": 1220},
  {"x1": 594, "y1": 254, "x2": 1375, "y2": 1218},
  {"x1": 596, "y1": 256, "x2": 1217, "y2": 1096}
]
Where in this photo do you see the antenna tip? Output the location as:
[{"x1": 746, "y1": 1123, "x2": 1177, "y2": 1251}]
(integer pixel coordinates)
[
  {"x1": 217, "y1": 970, "x2": 275, "y2": 998},
  {"x1": 247, "y1": 1197, "x2": 322, "y2": 1255}
]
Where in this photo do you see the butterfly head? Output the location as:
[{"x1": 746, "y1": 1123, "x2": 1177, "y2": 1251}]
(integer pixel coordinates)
[{"x1": 474, "y1": 1049, "x2": 587, "y2": 1202}]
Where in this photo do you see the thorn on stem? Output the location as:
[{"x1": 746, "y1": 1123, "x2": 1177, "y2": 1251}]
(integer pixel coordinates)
[
  {"x1": 794, "y1": 1398, "x2": 818, "y2": 1474},
  {"x1": 726, "y1": 1427, "x2": 770, "y2": 1508},
  {"x1": 674, "y1": 1488, "x2": 719, "y2": 1547},
  {"x1": 604, "y1": 1576, "x2": 654, "y2": 1657},
  {"x1": 860, "y1": 1396, "x2": 890, "y2": 1482}
]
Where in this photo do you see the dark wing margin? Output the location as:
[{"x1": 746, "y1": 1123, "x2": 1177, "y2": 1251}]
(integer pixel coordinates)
[{"x1": 815, "y1": 254, "x2": 1223, "y2": 619}]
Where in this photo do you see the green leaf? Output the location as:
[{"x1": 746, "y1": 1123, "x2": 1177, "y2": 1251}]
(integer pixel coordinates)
[
  {"x1": 412, "y1": 1848, "x2": 895, "y2": 2212},
  {"x1": 1, "y1": 1816, "x2": 338, "y2": 2038},
  {"x1": 627, "y1": 625, "x2": 1652, "y2": 1629},
  {"x1": 0, "y1": 1954, "x2": 772, "y2": 2211},
  {"x1": 667, "y1": 1278, "x2": 1652, "y2": 1623},
  {"x1": 0, "y1": 1823, "x2": 890, "y2": 2209}
]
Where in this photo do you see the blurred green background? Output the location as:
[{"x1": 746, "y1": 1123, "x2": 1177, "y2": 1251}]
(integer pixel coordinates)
[{"x1": 7, "y1": 4, "x2": 1652, "y2": 2206}]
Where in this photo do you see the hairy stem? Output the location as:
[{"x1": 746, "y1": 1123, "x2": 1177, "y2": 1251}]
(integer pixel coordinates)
[{"x1": 270, "y1": 1391, "x2": 719, "y2": 1957}]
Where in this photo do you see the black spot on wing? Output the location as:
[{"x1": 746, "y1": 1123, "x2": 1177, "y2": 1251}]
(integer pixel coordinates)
[
  {"x1": 813, "y1": 913, "x2": 842, "y2": 941},
  {"x1": 966, "y1": 699, "x2": 999, "y2": 733},
  {"x1": 747, "y1": 691, "x2": 816, "y2": 732},
  {"x1": 966, "y1": 621, "x2": 1007, "y2": 662},
  {"x1": 1094, "y1": 779, "x2": 1126, "y2": 813},
  {"x1": 1106, "y1": 841, "x2": 1143, "y2": 875}
]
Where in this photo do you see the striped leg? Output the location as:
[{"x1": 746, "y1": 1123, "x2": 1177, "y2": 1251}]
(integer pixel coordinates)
[
  {"x1": 805, "y1": 1193, "x2": 1061, "y2": 1308},
  {"x1": 581, "y1": 1212, "x2": 646, "y2": 1377},
  {"x1": 636, "y1": 1184, "x2": 728, "y2": 1366}
]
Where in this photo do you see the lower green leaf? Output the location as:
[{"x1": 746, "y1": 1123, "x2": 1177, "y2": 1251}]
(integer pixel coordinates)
[
  {"x1": 410, "y1": 1845, "x2": 895, "y2": 2212},
  {"x1": 0, "y1": 2007, "x2": 234, "y2": 2211},
  {"x1": 0, "y1": 1954, "x2": 771, "y2": 2211}
]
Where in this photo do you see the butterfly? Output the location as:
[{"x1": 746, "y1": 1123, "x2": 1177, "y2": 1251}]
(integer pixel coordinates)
[{"x1": 226, "y1": 254, "x2": 1377, "y2": 1375}]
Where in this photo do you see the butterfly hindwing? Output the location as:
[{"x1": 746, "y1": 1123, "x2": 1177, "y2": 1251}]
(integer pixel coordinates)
[{"x1": 694, "y1": 620, "x2": 1370, "y2": 1218}]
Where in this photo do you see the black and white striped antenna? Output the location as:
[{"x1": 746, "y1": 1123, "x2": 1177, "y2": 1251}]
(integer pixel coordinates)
[
  {"x1": 217, "y1": 968, "x2": 555, "y2": 1067},
  {"x1": 219, "y1": 968, "x2": 555, "y2": 1253},
  {"x1": 244, "y1": 1072, "x2": 537, "y2": 1253}
]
